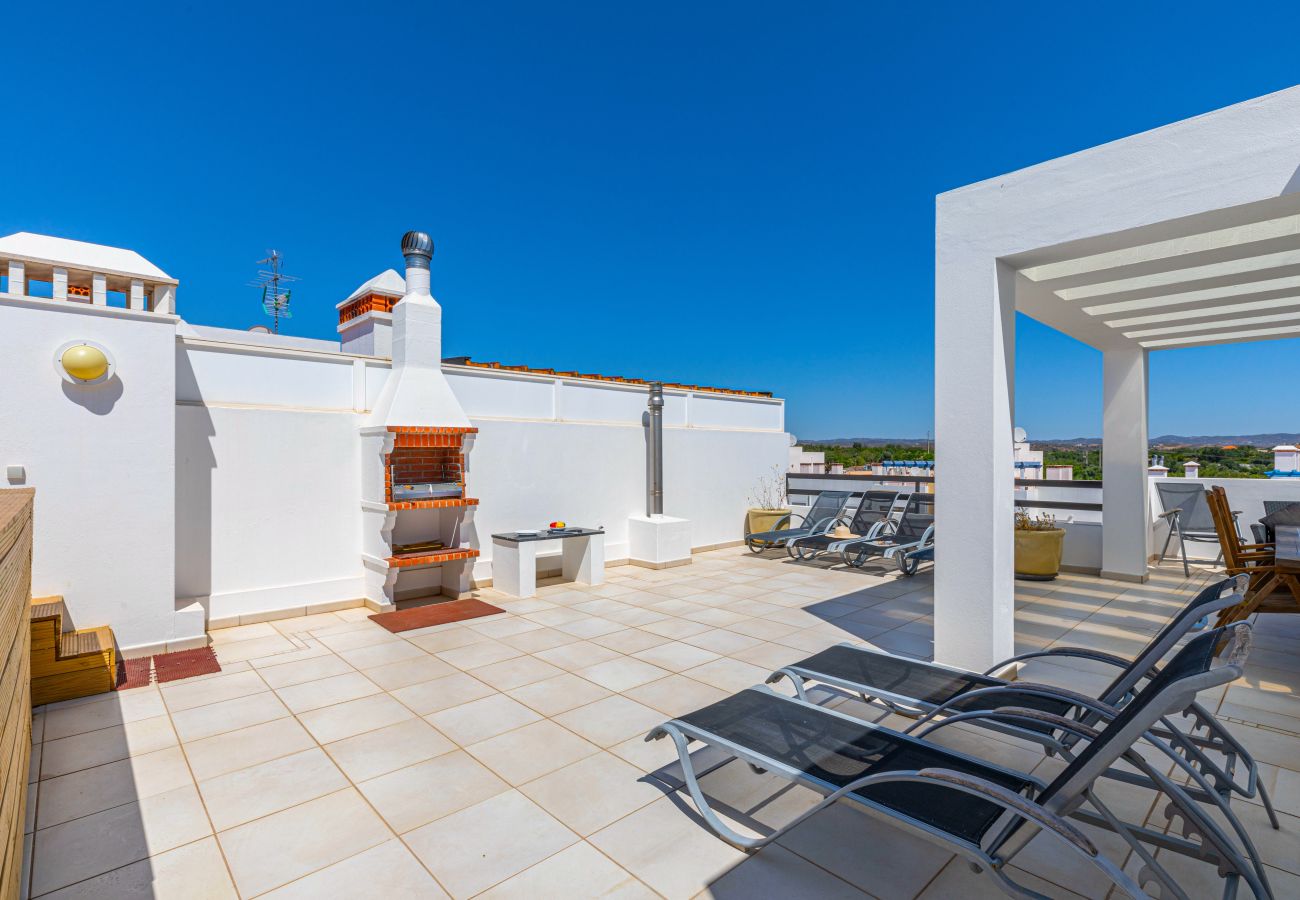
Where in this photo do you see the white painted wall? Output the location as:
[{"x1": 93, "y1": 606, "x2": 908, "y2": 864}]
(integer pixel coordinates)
[
  {"x1": 0, "y1": 295, "x2": 181, "y2": 650},
  {"x1": 172, "y1": 339, "x2": 786, "y2": 620}
]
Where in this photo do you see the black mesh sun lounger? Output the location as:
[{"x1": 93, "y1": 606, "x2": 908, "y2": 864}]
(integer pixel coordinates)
[
  {"x1": 745, "y1": 490, "x2": 850, "y2": 555},
  {"x1": 766, "y1": 574, "x2": 1281, "y2": 833},
  {"x1": 648, "y1": 625, "x2": 1268, "y2": 899},
  {"x1": 789, "y1": 490, "x2": 904, "y2": 560}
]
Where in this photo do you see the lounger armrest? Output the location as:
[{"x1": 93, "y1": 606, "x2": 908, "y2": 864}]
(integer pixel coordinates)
[
  {"x1": 854, "y1": 768, "x2": 1099, "y2": 857},
  {"x1": 916, "y1": 706, "x2": 1102, "y2": 744},
  {"x1": 910, "y1": 683, "x2": 1119, "y2": 731},
  {"x1": 1157, "y1": 508, "x2": 1181, "y2": 521},
  {"x1": 985, "y1": 647, "x2": 1132, "y2": 675}
]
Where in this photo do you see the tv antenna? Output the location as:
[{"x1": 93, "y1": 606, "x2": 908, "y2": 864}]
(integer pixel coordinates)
[{"x1": 248, "y1": 250, "x2": 299, "y2": 333}]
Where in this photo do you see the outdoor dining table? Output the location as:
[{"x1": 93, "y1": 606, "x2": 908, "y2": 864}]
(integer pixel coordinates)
[{"x1": 1276, "y1": 524, "x2": 1300, "y2": 571}]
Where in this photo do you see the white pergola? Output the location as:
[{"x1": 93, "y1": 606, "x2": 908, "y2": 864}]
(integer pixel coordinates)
[{"x1": 934, "y1": 86, "x2": 1300, "y2": 669}]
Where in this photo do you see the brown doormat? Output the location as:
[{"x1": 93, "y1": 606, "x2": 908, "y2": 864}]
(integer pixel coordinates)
[
  {"x1": 369, "y1": 598, "x2": 506, "y2": 633},
  {"x1": 114, "y1": 656, "x2": 154, "y2": 690},
  {"x1": 153, "y1": 647, "x2": 222, "y2": 683}
]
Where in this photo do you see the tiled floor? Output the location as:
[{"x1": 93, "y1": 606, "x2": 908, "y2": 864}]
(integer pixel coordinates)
[{"x1": 20, "y1": 551, "x2": 1300, "y2": 898}]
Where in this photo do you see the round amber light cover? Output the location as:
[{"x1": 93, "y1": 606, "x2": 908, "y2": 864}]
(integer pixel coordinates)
[{"x1": 62, "y1": 344, "x2": 110, "y2": 381}]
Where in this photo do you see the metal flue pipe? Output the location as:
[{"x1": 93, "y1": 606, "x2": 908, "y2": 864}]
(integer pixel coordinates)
[{"x1": 647, "y1": 383, "x2": 664, "y2": 516}]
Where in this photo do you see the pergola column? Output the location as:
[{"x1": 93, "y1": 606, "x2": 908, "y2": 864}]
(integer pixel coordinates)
[
  {"x1": 1101, "y1": 347, "x2": 1150, "y2": 581},
  {"x1": 934, "y1": 257, "x2": 1017, "y2": 670}
]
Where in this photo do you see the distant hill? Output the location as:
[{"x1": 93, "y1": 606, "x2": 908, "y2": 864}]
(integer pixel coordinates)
[{"x1": 803, "y1": 433, "x2": 1299, "y2": 448}]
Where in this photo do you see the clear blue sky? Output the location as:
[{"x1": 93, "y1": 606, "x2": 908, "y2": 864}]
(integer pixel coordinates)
[{"x1": 6, "y1": 1, "x2": 1299, "y2": 440}]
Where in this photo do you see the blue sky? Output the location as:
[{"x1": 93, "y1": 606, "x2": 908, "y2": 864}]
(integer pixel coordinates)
[{"x1": 5, "y1": 1, "x2": 1299, "y2": 440}]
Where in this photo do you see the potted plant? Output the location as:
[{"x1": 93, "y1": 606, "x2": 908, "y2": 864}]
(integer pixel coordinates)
[
  {"x1": 745, "y1": 465, "x2": 791, "y2": 541},
  {"x1": 1014, "y1": 511, "x2": 1066, "y2": 580}
]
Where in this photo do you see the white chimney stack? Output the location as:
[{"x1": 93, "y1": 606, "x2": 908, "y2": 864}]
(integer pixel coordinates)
[
  {"x1": 1183, "y1": 460, "x2": 1200, "y2": 479},
  {"x1": 367, "y1": 231, "x2": 471, "y2": 429}
]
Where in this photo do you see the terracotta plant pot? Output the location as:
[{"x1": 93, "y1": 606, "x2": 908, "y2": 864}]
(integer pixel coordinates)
[{"x1": 1014, "y1": 528, "x2": 1066, "y2": 580}]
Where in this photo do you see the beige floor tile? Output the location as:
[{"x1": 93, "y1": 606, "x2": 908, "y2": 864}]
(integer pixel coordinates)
[
  {"x1": 30, "y1": 784, "x2": 212, "y2": 896},
  {"x1": 316, "y1": 626, "x2": 403, "y2": 653},
  {"x1": 702, "y1": 843, "x2": 869, "y2": 899},
  {"x1": 324, "y1": 717, "x2": 456, "y2": 782},
  {"x1": 244, "y1": 641, "x2": 334, "y2": 669},
  {"x1": 160, "y1": 669, "x2": 269, "y2": 713},
  {"x1": 578, "y1": 657, "x2": 673, "y2": 692},
  {"x1": 182, "y1": 716, "x2": 317, "y2": 781},
  {"x1": 466, "y1": 720, "x2": 600, "y2": 784},
  {"x1": 392, "y1": 671, "x2": 497, "y2": 716},
  {"x1": 37, "y1": 835, "x2": 237, "y2": 900},
  {"x1": 507, "y1": 672, "x2": 614, "y2": 716},
  {"x1": 917, "y1": 857, "x2": 1087, "y2": 899},
  {"x1": 730, "y1": 641, "x2": 807, "y2": 671},
  {"x1": 357, "y1": 750, "x2": 509, "y2": 833},
  {"x1": 405, "y1": 790, "x2": 579, "y2": 898},
  {"x1": 591, "y1": 629, "x2": 673, "y2": 654},
  {"x1": 680, "y1": 657, "x2": 771, "y2": 694},
  {"x1": 334, "y1": 638, "x2": 430, "y2": 671},
  {"x1": 478, "y1": 840, "x2": 655, "y2": 899},
  {"x1": 256, "y1": 654, "x2": 355, "y2": 689},
  {"x1": 426, "y1": 693, "x2": 543, "y2": 745},
  {"x1": 297, "y1": 692, "x2": 415, "y2": 744},
  {"x1": 467, "y1": 616, "x2": 544, "y2": 638},
  {"x1": 436, "y1": 639, "x2": 525, "y2": 670},
  {"x1": 259, "y1": 838, "x2": 449, "y2": 899},
  {"x1": 213, "y1": 633, "x2": 301, "y2": 664},
  {"x1": 170, "y1": 691, "x2": 291, "y2": 743},
  {"x1": 40, "y1": 714, "x2": 178, "y2": 780},
  {"x1": 725, "y1": 618, "x2": 802, "y2": 641},
  {"x1": 217, "y1": 788, "x2": 391, "y2": 897},
  {"x1": 407, "y1": 626, "x2": 493, "y2": 653},
  {"x1": 553, "y1": 695, "x2": 666, "y2": 748},
  {"x1": 640, "y1": 619, "x2": 713, "y2": 640},
  {"x1": 497, "y1": 626, "x2": 582, "y2": 653},
  {"x1": 199, "y1": 747, "x2": 348, "y2": 831},
  {"x1": 362, "y1": 653, "x2": 457, "y2": 690},
  {"x1": 631, "y1": 641, "x2": 720, "y2": 672},
  {"x1": 588, "y1": 795, "x2": 747, "y2": 899},
  {"x1": 623, "y1": 674, "x2": 729, "y2": 718},
  {"x1": 536, "y1": 640, "x2": 625, "y2": 671},
  {"x1": 519, "y1": 752, "x2": 665, "y2": 836},
  {"x1": 43, "y1": 689, "x2": 168, "y2": 741},
  {"x1": 551, "y1": 619, "x2": 626, "y2": 639},
  {"x1": 468, "y1": 654, "x2": 567, "y2": 690},
  {"x1": 37, "y1": 745, "x2": 194, "y2": 828},
  {"x1": 209, "y1": 622, "x2": 279, "y2": 645},
  {"x1": 275, "y1": 671, "x2": 382, "y2": 713},
  {"x1": 680, "y1": 629, "x2": 764, "y2": 656}
]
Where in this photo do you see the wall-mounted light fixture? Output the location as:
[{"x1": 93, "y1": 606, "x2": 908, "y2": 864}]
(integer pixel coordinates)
[{"x1": 55, "y1": 341, "x2": 114, "y2": 385}]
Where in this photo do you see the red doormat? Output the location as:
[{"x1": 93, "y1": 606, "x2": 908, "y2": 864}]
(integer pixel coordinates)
[
  {"x1": 153, "y1": 647, "x2": 222, "y2": 683},
  {"x1": 369, "y1": 598, "x2": 506, "y2": 633},
  {"x1": 114, "y1": 656, "x2": 154, "y2": 690}
]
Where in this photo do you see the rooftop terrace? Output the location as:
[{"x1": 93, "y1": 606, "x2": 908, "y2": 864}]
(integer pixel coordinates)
[{"x1": 22, "y1": 551, "x2": 1300, "y2": 898}]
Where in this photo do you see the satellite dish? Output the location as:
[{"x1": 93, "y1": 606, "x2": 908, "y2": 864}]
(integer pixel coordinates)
[
  {"x1": 1013, "y1": 427, "x2": 1028, "y2": 443},
  {"x1": 787, "y1": 433, "x2": 798, "y2": 447}
]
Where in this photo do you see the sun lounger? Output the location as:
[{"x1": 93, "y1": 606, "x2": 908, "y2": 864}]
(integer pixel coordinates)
[
  {"x1": 789, "y1": 490, "x2": 904, "y2": 560},
  {"x1": 837, "y1": 492, "x2": 934, "y2": 574},
  {"x1": 648, "y1": 625, "x2": 1268, "y2": 899},
  {"x1": 745, "y1": 490, "x2": 850, "y2": 554}
]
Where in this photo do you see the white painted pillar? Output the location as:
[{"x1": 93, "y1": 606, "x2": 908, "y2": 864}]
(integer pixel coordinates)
[
  {"x1": 6, "y1": 261, "x2": 24, "y2": 296},
  {"x1": 52, "y1": 267, "x2": 68, "y2": 300},
  {"x1": 91, "y1": 272, "x2": 107, "y2": 305},
  {"x1": 128, "y1": 278, "x2": 145, "y2": 310},
  {"x1": 934, "y1": 256, "x2": 1017, "y2": 670},
  {"x1": 1102, "y1": 347, "x2": 1150, "y2": 582},
  {"x1": 151, "y1": 284, "x2": 175, "y2": 314}
]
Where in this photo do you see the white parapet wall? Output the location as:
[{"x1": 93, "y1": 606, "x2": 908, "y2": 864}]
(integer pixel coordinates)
[{"x1": 171, "y1": 334, "x2": 786, "y2": 627}]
